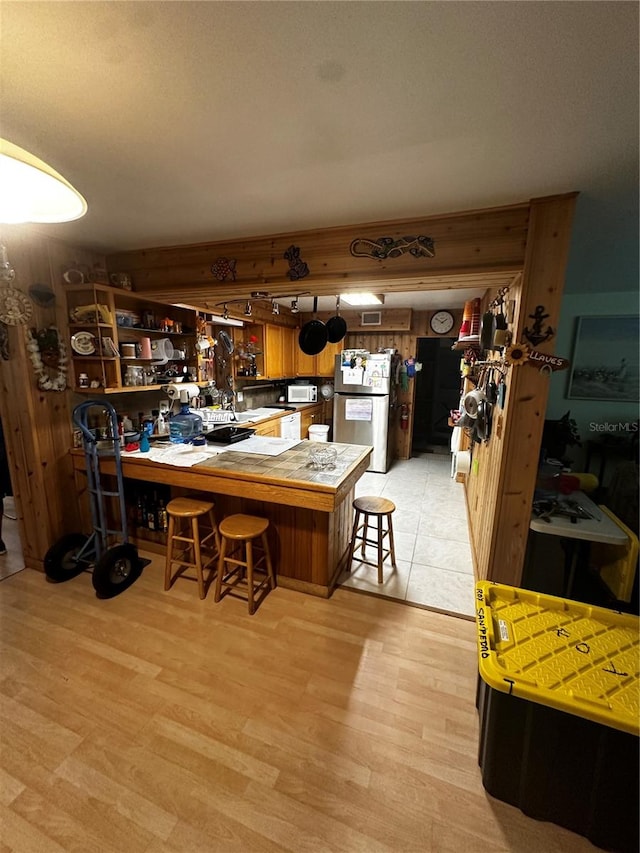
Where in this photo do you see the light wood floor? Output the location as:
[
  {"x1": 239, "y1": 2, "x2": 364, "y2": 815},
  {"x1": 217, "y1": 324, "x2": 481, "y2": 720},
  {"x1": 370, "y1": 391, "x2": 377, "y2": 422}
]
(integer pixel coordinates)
[{"x1": 0, "y1": 558, "x2": 597, "y2": 852}]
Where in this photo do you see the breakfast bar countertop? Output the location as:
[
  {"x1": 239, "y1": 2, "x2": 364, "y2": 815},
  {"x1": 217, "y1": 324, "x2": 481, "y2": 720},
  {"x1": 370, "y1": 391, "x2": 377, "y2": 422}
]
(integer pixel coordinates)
[
  {"x1": 197, "y1": 439, "x2": 370, "y2": 491},
  {"x1": 70, "y1": 438, "x2": 372, "y2": 594}
]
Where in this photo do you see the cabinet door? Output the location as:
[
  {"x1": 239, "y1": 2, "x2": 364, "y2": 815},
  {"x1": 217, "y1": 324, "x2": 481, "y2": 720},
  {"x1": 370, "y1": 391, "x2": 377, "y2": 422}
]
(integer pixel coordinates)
[
  {"x1": 300, "y1": 404, "x2": 323, "y2": 438},
  {"x1": 295, "y1": 347, "x2": 316, "y2": 376},
  {"x1": 316, "y1": 341, "x2": 341, "y2": 378},
  {"x1": 281, "y1": 326, "x2": 296, "y2": 378},
  {"x1": 264, "y1": 325, "x2": 283, "y2": 379},
  {"x1": 253, "y1": 418, "x2": 280, "y2": 437}
]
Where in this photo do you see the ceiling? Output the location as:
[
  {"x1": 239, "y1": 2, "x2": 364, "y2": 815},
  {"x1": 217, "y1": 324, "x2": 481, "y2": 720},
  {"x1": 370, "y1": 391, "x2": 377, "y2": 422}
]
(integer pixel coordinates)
[{"x1": 1, "y1": 2, "x2": 637, "y2": 310}]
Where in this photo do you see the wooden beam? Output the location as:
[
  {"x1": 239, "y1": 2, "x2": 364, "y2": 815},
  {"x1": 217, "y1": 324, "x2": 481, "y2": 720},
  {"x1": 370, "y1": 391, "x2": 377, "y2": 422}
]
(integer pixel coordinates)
[
  {"x1": 488, "y1": 193, "x2": 578, "y2": 585},
  {"x1": 107, "y1": 203, "x2": 529, "y2": 303}
]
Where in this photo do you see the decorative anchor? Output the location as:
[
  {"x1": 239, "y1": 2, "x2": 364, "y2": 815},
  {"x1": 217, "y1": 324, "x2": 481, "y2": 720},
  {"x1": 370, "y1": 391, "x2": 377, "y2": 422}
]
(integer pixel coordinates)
[
  {"x1": 523, "y1": 305, "x2": 555, "y2": 346},
  {"x1": 284, "y1": 245, "x2": 310, "y2": 281},
  {"x1": 349, "y1": 235, "x2": 435, "y2": 260}
]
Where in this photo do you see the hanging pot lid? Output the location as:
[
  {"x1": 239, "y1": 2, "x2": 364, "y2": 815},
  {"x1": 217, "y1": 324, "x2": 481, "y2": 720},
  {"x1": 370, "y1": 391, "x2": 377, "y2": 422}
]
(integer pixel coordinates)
[{"x1": 320, "y1": 382, "x2": 334, "y2": 400}]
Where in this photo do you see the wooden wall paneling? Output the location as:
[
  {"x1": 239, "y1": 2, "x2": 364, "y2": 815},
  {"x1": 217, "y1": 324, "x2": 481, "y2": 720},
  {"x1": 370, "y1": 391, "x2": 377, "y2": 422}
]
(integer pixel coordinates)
[
  {"x1": 106, "y1": 203, "x2": 529, "y2": 303},
  {"x1": 0, "y1": 226, "x2": 105, "y2": 570},
  {"x1": 463, "y1": 284, "x2": 523, "y2": 580},
  {"x1": 485, "y1": 194, "x2": 577, "y2": 586},
  {"x1": 307, "y1": 308, "x2": 413, "y2": 333}
]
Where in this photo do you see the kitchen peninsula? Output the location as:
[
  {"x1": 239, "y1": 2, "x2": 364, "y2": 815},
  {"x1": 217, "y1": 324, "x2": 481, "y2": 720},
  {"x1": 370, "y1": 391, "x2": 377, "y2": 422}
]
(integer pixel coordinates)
[{"x1": 70, "y1": 439, "x2": 371, "y2": 597}]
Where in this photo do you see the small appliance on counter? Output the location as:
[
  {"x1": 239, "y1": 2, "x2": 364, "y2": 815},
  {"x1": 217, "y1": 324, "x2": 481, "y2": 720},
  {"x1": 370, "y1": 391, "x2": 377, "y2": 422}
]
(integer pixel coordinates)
[
  {"x1": 204, "y1": 426, "x2": 255, "y2": 445},
  {"x1": 287, "y1": 384, "x2": 317, "y2": 403}
]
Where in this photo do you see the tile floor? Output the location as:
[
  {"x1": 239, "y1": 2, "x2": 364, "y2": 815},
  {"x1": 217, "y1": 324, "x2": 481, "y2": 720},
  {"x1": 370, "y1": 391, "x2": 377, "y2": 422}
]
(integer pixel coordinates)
[{"x1": 338, "y1": 449, "x2": 476, "y2": 619}]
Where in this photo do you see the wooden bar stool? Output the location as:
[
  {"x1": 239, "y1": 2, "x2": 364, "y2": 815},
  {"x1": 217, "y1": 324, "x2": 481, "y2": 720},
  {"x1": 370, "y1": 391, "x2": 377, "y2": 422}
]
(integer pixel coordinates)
[
  {"x1": 346, "y1": 496, "x2": 397, "y2": 583},
  {"x1": 214, "y1": 514, "x2": 276, "y2": 615},
  {"x1": 164, "y1": 497, "x2": 221, "y2": 599}
]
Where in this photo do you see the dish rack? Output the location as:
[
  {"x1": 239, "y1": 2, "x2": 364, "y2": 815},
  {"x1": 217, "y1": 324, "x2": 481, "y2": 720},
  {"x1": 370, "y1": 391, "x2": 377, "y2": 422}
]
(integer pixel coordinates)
[{"x1": 199, "y1": 409, "x2": 237, "y2": 426}]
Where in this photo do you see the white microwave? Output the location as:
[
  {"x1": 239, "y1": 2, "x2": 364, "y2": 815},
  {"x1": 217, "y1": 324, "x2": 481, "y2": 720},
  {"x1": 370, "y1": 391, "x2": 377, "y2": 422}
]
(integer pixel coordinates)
[{"x1": 288, "y1": 385, "x2": 317, "y2": 403}]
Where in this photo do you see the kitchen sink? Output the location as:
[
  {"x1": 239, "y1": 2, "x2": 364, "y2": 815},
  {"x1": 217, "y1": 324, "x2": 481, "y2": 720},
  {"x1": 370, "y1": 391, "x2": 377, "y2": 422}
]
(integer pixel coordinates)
[{"x1": 233, "y1": 407, "x2": 284, "y2": 424}]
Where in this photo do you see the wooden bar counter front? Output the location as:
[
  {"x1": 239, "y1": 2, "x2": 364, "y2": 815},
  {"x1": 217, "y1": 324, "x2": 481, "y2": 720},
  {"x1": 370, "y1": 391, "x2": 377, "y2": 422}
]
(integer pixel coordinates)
[{"x1": 70, "y1": 440, "x2": 372, "y2": 597}]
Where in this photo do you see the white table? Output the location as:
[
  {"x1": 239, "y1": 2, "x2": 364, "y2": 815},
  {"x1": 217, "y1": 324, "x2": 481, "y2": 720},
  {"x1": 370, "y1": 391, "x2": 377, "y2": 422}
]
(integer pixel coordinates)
[{"x1": 529, "y1": 491, "x2": 629, "y2": 597}]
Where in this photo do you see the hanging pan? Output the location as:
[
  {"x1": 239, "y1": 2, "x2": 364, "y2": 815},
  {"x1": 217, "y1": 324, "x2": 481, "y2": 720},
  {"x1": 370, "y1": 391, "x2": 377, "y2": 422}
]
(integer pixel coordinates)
[
  {"x1": 326, "y1": 296, "x2": 347, "y2": 344},
  {"x1": 298, "y1": 297, "x2": 328, "y2": 356}
]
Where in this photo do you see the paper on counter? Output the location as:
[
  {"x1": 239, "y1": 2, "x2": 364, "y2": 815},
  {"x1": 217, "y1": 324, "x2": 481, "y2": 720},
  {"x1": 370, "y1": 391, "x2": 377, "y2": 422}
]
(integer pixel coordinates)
[
  {"x1": 229, "y1": 436, "x2": 300, "y2": 456},
  {"x1": 123, "y1": 443, "x2": 226, "y2": 467}
]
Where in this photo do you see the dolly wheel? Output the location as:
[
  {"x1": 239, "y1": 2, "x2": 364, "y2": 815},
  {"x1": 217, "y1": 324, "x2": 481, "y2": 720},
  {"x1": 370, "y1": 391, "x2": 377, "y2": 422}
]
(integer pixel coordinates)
[
  {"x1": 44, "y1": 533, "x2": 90, "y2": 582},
  {"x1": 92, "y1": 543, "x2": 143, "y2": 599}
]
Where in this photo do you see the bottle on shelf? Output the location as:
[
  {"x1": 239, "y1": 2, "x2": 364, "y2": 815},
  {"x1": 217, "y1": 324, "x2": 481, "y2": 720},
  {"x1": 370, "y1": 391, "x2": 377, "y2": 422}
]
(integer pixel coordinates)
[
  {"x1": 147, "y1": 491, "x2": 157, "y2": 530},
  {"x1": 154, "y1": 409, "x2": 169, "y2": 435},
  {"x1": 136, "y1": 493, "x2": 146, "y2": 527},
  {"x1": 157, "y1": 498, "x2": 168, "y2": 532}
]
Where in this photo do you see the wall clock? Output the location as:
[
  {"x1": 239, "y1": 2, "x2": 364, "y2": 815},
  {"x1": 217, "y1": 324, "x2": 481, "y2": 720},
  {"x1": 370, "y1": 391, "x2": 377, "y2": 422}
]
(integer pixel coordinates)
[{"x1": 429, "y1": 310, "x2": 455, "y2": 335}]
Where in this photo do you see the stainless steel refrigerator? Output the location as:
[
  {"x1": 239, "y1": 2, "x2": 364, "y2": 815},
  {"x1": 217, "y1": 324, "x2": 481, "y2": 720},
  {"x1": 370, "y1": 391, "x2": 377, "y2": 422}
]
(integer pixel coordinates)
[{"x1": 333, "y1": 352, "x2": 392, "y2": 473}]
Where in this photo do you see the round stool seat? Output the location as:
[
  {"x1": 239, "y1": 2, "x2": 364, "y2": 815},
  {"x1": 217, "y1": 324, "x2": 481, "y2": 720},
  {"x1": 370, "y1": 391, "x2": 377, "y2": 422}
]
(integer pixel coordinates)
[
  {"x1": 167, "y1": 497, "x2": 215, "y2": 518},
  {"x1": 219, "y1": 514, "x2": 269, "y2": 540},
  {"x1": 353, "y1": 496, "x2": 396, "y2": 516}
]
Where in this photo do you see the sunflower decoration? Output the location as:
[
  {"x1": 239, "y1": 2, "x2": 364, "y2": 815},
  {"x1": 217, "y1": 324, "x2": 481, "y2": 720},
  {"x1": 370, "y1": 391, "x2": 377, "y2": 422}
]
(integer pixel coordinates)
[{"x1": 505, "y1": 343, "x2": 530, "y2": 367}]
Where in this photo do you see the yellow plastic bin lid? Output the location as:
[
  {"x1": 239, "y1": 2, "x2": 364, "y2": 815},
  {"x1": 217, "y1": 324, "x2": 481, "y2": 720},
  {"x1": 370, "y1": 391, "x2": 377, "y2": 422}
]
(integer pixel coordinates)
[{"x1": 476, "y1": 582, "x2": 639, "y2": 736}]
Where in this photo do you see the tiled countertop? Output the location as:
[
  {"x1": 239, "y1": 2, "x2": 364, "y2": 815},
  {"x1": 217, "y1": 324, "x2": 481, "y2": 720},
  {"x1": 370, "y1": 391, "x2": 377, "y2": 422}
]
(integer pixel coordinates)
[{"x1": 197, "y1": 439, "x2": 370, "y2": 491}]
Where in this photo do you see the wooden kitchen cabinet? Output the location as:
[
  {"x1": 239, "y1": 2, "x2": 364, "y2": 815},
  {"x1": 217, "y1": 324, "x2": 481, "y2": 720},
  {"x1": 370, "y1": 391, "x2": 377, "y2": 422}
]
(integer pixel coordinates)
[
  {"x1": 281, "y1": 326, "x2": 297, "y2": 378},
  {"x1": 253, "y1": 417, "x2": 281, "y2": 438},
  {"x1": 238, "y1": 323, "x2": 298, "y2": 380},
  {"x1": 295, "y1": 340, "x2": 341, "y2": 377},
  {"x1": 300, "y1": 403, "x2": 324, "y2": 439}
]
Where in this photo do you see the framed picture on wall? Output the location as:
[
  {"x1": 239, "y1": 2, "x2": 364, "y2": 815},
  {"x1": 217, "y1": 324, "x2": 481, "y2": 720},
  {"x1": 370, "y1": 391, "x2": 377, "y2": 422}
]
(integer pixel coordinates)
[{"x1": 567, "y1": 315, "x2": 639, "y2": 401}]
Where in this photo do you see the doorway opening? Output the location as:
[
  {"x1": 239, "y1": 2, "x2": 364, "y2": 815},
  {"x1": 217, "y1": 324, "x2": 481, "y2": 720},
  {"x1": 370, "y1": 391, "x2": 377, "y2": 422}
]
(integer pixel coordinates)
[{"x1": 411, "y1": 337, "x2": 460, "y2": 453}]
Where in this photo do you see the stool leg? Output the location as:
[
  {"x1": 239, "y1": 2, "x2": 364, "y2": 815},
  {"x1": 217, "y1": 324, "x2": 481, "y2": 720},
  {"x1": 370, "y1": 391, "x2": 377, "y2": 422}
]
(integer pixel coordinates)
[
  {"x1": 214, "y1": 537, "x2": 227, "y2": 602},
  {"x1": 377, "y1": 515, "x2": 384, "y2": 584},
  {"x1": 164, "y1": 515, "x2": 176, "y2": 590},
  {"x1": 262, "y1": 532, "x2": 276, "y2": 589},
  {"x1": 246, "y1": 540, "x2": 255, "y2": 615},
  {"x1": 387, "y1": 513, "x2": 397, "y2": 569},
  {"x1": 346, "y1": 509, "x2": 360, "y2": 573},
  {"x1": 192, "y1": 517, "x2": 205, "y2": 600},
  {"x1": 361, "y1": 512, "x2": 369, "y2": 559},
  {"x1": 208, "y1": 509, "x2": 221, "y2": 557}
]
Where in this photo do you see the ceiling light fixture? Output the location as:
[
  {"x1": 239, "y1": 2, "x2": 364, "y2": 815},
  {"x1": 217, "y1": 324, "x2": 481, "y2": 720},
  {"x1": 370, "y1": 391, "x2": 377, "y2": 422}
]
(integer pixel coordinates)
[
  {"x1": 271, "y1": 299, "x2": 280, "y2": 315},
  {"x1": 340, "y1": 292, "x2": 384, "y2": 307},
  {"x1": 222, "y1": 304, "x2": 229, "y2": 320},
  {"x1": 244, "y1": 301, "x2": 252, "y2": 317},
  {"x1": 290, "y1": 298, "x2": 299, "y2": 314},
  {"x1": 0, "y1": 138, "x2": 87, "y2": 224}
]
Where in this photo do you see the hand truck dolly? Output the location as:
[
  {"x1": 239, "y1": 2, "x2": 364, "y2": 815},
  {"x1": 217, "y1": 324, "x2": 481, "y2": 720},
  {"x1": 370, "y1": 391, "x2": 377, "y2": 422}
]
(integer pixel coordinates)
[{"x1": 45, "y1": 400, "x2": 149, "y2": 598}]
